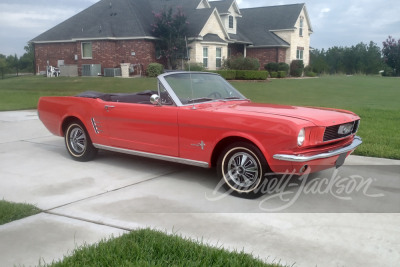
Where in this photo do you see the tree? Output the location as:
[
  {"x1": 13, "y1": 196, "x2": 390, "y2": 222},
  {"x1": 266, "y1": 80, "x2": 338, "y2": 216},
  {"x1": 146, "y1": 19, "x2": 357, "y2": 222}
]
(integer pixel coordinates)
[
  {"x1": 382, "y1": 36, "x2": 400, "y2": 76},
  {"x1": 19, "y1": 43, "x2": 35, "y2": 73},
  {"x1": 0, "y1": 55, "x2": 7, "y2": 79},
  {"x1": 151, "y1": 7, "x2": 189, "y2": 69},
  {"x1": 364, "y1": 41, "x2": 383, "y2": 75},
  {"x1": 309, "y1": 42, "x2": 383, "y2": 75},
  {"x1": 6, "y1": 54, "x2": 20, "y2": 76},
  {"x1": 309, "y1": 49, "x2": 329, "y2": 74}
]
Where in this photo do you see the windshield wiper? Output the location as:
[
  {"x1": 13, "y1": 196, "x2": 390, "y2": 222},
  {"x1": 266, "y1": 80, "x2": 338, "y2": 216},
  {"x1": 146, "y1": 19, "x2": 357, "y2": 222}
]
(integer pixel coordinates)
[
  {"x1": 187, "y1": 97, "x2": 214, "y2": 104},
  {"x1": 224, "y1": 96, "x2": 242, "y2": 100}
]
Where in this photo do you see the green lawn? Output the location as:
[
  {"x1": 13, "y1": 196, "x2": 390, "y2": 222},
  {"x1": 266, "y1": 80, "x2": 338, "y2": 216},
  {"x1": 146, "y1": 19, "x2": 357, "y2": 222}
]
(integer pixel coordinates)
[
  {"x1": 0, "y1": 76, "x2": 157, "y2": 111},
  {"x1": 43, "y1": 229, "x2": 279, "y2": 267},
  {"x1": 0, "y1": 200, "x2": 41, "y2": 225},
  {"x1": 0, "y1": 75, "x2": 399, "y2": 159}
]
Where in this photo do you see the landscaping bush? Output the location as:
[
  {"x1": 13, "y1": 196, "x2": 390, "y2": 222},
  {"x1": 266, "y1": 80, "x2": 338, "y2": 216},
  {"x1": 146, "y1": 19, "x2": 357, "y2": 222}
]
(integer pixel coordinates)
[
  {"x1": 381, "y1": 65, "x2": 394, "y2": 77},
  {"x1": 147, "y1": 63, "x2": 164, "y2": 77},
  {"x1": 264, "y1": 62, "x2": 278, "y2": 72},
  {"x1": 277, "y1": 71, "x2": 287, "y2": 78},
  {"x1": 290, "y1": 60, "x2": 304, "y2": 77},
  {"x1": 270, "y1": 71, "x2": 278, "y2": 78},
  {"x1": 211, "y1": 70, "x2": 236, "y2": 80},
  {"x1": 226, "y1": 55, "x2": 260, "y2": 70},
  {"x1": 236, "y1": 70, "x2": 268, "y2": 80},
  {"x1": 305, "y1": 71, "x2": 317, "y2": 77},
  {"x1": 185, "y1": 62, "x2": 205, "y2": 71},
  {"x1": 264, "y1": 62, "x2": 289, "y2": 73},
  {"x1": 277, "y1": 62, "x2": 290, "y2": 72}
]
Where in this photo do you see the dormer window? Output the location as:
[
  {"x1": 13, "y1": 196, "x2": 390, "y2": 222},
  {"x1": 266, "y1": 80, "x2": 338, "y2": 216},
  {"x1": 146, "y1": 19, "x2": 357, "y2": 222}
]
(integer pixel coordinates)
[{"x1": 229, "y1": 16, "x2": 234, "y2": 29}]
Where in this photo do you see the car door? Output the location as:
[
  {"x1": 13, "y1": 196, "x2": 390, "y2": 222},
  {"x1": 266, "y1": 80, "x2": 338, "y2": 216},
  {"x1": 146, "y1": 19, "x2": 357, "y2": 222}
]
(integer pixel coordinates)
[{"x1": 102, "y1": 102, "x2": 179, "y2": 157}]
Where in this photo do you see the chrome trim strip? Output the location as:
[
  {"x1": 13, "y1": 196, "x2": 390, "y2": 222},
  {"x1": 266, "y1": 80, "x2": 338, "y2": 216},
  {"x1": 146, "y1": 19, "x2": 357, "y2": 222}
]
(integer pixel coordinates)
[
  {"x1": 157, "y1": 72, "x2": 248, "y2": 107},
  {"x1": 273, "y1": 136, "x2": 362, "y2": 162},
  {"x1": 93, "y1": 143, "x2": 210, "y2": 168},
  {"x1": 91, "y1": 118, "x2": 104, "y2": 134},
  {"x1": 91, "y1": 118, "x2": 99, "y2": 134}
]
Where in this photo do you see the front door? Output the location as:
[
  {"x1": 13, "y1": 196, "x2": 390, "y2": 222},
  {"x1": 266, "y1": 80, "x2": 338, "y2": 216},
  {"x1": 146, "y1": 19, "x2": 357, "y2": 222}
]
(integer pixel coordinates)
[{"x1": 102, "y1": 102, "x2": 179, "y2": 157}]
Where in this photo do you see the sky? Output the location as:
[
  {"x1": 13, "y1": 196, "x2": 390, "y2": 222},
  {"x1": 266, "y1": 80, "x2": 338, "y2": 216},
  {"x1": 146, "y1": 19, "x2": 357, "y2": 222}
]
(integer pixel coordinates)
[{"x1": 1, "y1": 0, "x2": 399, "y2": 57}]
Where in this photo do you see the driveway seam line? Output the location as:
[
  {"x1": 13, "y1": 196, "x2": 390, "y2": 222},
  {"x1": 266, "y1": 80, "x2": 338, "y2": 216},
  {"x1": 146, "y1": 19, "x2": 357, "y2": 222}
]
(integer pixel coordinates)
[{"x1": 43, "y1": 210, "x2": 134, "y2": 232}]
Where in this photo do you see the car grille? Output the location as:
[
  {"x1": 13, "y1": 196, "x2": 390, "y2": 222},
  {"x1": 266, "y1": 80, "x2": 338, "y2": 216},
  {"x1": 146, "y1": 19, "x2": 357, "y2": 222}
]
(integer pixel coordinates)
[{"x1": 323, "y1": 120, "x2": 360, "y2": 142}]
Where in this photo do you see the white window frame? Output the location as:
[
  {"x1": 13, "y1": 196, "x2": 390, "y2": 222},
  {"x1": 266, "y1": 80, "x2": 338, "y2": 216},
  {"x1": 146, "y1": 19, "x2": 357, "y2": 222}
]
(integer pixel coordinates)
[
  {"x1": 229, "y1": 16, "x2": 234, "y2": 29},
  {"x1": 216, "y1": 47, "x2": 222, "y2": 68},
  {"x1": 81, "y1": 42, "x2": 93, "y2": 59},
  {"x1": 203, "y1": 47, "x2": 208, "y2": 68},
  {"x1": 296, "y1": 49, "x2": 304, "y2": 60},
  {"x1": 299, "y1": 17, "x2": 304, "y2": 37}
]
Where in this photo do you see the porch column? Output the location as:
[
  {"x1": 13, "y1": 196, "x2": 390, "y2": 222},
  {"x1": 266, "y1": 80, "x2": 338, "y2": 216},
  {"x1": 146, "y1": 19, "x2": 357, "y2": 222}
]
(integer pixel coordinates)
[{"x1": 244, "y1": 45, "x2": 247, "y2": 57}]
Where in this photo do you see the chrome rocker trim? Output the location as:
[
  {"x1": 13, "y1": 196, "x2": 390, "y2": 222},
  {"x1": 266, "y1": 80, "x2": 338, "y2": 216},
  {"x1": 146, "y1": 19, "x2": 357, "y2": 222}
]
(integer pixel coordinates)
[
  {"x1": 273, "y1": 136, "x2": 362, "y2": 162},
  {"x1": 93, "y1": 143, "x2": 210, "y2": 168}
]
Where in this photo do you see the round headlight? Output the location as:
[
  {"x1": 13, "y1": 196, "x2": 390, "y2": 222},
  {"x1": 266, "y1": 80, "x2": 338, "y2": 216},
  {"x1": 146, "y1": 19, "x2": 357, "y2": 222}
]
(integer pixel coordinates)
[{"x1": 297, "y1": 128, "x2": 305, "y2": 146}]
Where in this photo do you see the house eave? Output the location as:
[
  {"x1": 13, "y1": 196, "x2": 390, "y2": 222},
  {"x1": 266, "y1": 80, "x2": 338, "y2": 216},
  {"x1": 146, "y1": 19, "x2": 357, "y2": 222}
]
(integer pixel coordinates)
[
  {"x1": 248, "y1": 44, "x2": 290, "y2": 48},
  {"x1": 31, "y1": 36, "x2": 158, "y2": 44},
  {"x1": 200, "y1": 41, "x2": 228, "y2": 45},
  {"x1": 228, "y1": 40, "x2": 252, "y2": 45},
  {"x1": 270, "y1": 28, "x2": 296, "y2": 32}
]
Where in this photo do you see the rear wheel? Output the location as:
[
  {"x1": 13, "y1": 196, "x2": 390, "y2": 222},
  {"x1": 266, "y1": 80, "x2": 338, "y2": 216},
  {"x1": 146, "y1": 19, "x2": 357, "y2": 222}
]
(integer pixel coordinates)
[
  {"x1": 217, "y1": 142, "x2": 268, "y2": 196},
  {"x1": 65, "y1": 122, "x2": 97, "y2": 161}
]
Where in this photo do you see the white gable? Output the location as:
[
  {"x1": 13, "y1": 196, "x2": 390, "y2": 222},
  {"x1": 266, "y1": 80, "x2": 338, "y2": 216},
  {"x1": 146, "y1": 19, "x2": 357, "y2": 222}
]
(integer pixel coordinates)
[
  {"x1": 197, "y1": 0, "x2": 211, "y2": 9},
  {"x1": 200, "y1": 9, "x2": 229, "y2": 40},
  {"x1": 230, "y1": 0, "x2": 241, "y2": 16}
]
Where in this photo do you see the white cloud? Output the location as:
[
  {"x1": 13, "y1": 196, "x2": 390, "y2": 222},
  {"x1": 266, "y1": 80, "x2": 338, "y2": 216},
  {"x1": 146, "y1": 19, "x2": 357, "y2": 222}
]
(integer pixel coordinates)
[
  {"x1": 0, "y1": 2, "x2": 89, "y2": 56},
  {"x1": 318, "y1": 7, "x2": 330, "y2": 18}
]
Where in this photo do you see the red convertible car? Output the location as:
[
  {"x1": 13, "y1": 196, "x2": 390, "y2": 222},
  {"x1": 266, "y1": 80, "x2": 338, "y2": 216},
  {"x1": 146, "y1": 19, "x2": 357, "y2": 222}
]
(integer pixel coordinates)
[{"x1": 38, "y1": 72, "x2": 362, "y2": 195}]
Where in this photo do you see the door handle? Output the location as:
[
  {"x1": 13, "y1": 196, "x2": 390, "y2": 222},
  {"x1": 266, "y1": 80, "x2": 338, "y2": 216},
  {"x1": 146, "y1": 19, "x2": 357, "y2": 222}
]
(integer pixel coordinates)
[{"x1": 104, "y1": 105, "x2": 115, "y2": 111}]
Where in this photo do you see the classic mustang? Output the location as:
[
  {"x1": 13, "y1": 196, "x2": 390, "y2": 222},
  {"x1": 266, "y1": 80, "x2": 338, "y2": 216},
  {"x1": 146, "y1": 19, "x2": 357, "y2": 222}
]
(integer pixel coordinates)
[{"x1": 38, "y1": 72, "x2": 362, "y2": 195}]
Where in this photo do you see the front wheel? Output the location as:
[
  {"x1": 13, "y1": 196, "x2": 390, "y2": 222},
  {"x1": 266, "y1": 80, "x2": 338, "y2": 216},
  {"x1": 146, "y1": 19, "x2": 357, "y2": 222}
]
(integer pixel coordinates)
[
  {"x1": 217, "y1": 142, "x2": 268, "y2": 196},
  {"x1": 65, "y1": 122, "x2": 97, "y2": 162}
]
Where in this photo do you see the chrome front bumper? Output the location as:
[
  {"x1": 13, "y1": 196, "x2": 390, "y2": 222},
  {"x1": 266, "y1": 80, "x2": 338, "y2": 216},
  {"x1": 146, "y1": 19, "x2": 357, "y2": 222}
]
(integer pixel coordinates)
[{"x1": 273, "y1": 136, "x2": 363, "y2": 162}]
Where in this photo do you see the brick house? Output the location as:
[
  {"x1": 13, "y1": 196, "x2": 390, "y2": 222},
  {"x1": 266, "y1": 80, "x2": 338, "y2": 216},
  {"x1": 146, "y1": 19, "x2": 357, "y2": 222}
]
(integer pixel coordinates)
[{"x1": 31, "y1": 0, "x2": 313, "y2": 75}]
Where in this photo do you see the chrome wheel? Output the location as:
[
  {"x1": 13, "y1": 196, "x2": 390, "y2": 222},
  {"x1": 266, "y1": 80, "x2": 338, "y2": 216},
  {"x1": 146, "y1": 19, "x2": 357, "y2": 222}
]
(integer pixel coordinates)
[
  {"x1": 218, "y1": 143, "x2": 266, "y2": 194},
  {"x1": 227, "y1": 152, "x2": 259, "y2": 188},
  {"x1": 65, "y1": 122, "x2": 97, "y2": 161},
  {"x1": 69, "y1": 127, "x2": 86, "y2": 154}
]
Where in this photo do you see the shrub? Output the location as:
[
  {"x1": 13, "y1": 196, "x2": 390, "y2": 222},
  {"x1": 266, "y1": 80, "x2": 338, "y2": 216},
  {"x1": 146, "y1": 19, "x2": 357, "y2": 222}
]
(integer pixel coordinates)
[
  {"x1": 211, "y1": 70, "x2": 236, "y2": 80},
  {"x1": 270, "y1": 72, "x2": 278, "y2": 78},
  {"x1": 290, "y1": 60, "x2": 304, "y2": 77},
  {"x1": 277, "y1": 71, "x2": 287, "y2": 78},
  {"x1": 226, "y1": 55, "x2": 260, "y2": 70},
  {"x1": 147, "y1": 63, "x2": 164, "y2": 77},
  {"x1": 264, "y1": 62, "x2": 278, "y2": 72},
  {"x1": 243, "y1": 57, "x2": 260, "y2": 70},
  {"x1": 185, "y1": 62, "x2": 205, "y2": 71},
  {"x1": 264, "y1": 62, "x2": 289, "y2": 73},
  {"x1": 236, "y1": 70, "x2": 268, "y2": 80},
  {"x1": 305, "y1": 71, "x2": 317, "y2": 77},
  {"x1": 382, "y1": 65, "x2": 394, "y2": 77},
  {"x1": 277, "y1": 62, "x2": 289, "y2": 72}
]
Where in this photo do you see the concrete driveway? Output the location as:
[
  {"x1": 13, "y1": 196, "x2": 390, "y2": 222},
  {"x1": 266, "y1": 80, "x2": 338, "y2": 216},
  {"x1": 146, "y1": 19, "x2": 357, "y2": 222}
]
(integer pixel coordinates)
[{"x1": 0, "y1": 110, "x2": 399, "y2": 267}]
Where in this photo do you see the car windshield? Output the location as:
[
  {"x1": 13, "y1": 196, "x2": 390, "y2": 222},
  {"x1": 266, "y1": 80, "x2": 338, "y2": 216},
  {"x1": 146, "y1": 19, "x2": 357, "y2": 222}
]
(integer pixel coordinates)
[{"x1": 164, "y1": 73, "x2": 246, "y2": 105}]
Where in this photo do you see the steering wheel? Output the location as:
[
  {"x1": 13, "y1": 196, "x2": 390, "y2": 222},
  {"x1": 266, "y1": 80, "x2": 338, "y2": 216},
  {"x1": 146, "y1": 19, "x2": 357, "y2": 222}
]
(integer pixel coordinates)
[{"x1": 207, "y1": 92, "x2": 222, "y2": 99}]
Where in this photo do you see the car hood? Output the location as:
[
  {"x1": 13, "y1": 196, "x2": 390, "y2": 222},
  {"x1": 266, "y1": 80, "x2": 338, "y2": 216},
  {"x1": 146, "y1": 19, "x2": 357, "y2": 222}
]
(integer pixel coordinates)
[{"x1": 206, "y1": 101, "x2": 359, "y2": 126}]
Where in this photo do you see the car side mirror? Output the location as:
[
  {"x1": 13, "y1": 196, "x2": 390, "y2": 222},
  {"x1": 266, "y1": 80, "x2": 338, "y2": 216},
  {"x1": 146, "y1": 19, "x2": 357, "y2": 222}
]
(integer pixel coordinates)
[{"x1": 150, "y1": 94, "x2": 161, "y2": 106}]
